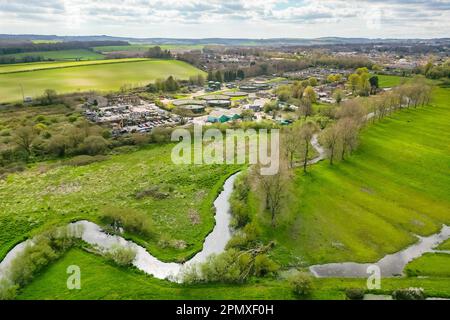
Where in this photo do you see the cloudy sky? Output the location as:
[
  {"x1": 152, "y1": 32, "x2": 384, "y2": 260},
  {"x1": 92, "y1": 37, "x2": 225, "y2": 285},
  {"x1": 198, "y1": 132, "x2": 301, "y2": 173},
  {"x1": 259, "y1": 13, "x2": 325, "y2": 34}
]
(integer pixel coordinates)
[{"x1": 0, "y1": 0, "x2": 449, "y2": 39}]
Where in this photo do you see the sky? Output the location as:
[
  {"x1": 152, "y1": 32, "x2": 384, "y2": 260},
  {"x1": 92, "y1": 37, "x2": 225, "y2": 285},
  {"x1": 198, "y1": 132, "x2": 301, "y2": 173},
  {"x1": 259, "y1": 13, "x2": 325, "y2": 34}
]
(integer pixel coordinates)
[{"x1": 0, "y1": 0, "x2": 449, "y2": 39}]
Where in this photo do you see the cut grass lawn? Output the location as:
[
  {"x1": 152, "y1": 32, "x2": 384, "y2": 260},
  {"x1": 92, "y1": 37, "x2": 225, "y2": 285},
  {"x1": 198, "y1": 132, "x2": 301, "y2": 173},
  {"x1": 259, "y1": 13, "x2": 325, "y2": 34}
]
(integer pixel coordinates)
[
  {"x1": 405, "y1": 253, "x2": 450, "y2": 277},
  {"x1": 0, "y1": 49, "x2": 105, "y2": 61},
  {"x1": 17, "y1": 248, "x2": 450, "y2": 300},
  {"x1": 247, "y1": 78, "x2": 450, "y2": 266},
  {"x1": 0, "y1": 143, "x2": 240, "y2": 262},
  {"x1": 0, "y1": 59, "x2": 205, "y2": 102}
]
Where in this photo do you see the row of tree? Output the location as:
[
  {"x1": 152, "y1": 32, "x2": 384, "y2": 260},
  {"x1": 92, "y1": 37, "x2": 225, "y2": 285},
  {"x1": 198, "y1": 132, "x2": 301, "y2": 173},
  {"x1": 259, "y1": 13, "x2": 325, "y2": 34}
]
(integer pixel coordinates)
[
  {"x1": 145, "y1": 46, "x2": 172, "y2": 59},
  {"x1": 147, "y1": 76, "x2": 180, "y2": 92},
  {"x1": 206, "y1": 69, "x2": 245, "y2": 83}
]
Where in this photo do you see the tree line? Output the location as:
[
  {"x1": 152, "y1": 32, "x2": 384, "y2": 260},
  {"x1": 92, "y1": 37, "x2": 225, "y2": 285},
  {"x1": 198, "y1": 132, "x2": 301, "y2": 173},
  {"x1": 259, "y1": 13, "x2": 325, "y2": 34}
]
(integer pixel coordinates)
[{"x1": 0, "y1": 40, "x2": 127, "y2": 55}]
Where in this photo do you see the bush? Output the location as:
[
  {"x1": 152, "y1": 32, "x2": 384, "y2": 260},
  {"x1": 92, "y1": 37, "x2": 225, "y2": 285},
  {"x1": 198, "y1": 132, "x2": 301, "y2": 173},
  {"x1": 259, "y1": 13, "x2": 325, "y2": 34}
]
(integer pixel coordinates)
[
  {"x1": 199, "y1": 249, "x2": 249, "y2": 284},
  {"x1": 65, "y1": 155, "x2": 109, "y2": 167},
  {"x1": 6, "y1": 225, "x2": 79, "y2": 288},
  {"x1": 82, "y1": 135, "x2": 109, "y2": 155},
  {"x1": 289, "y1": 272, "x2": 313, "y2": 297},
  {"x1": 105, "y1": 245, "x2": 137, "y2": 267},
  {"x1": 392, "y1": 288, "x2": 426, "y2": 300},
  {"x1": 100, "y1": 207, "x2": 155, "y2": 238},
  {"x1": 345, "y1": 288, "x2": 365, "y2": 300},
  {"x1": 135, "y1": 186, "x2": 169, "y2": 200},
  {"x1": 254, "y1": 254, "x2": 279, "y2": 276},
  {"x1": 0, "y1": 280, "x2": 18, "y2": 300}
]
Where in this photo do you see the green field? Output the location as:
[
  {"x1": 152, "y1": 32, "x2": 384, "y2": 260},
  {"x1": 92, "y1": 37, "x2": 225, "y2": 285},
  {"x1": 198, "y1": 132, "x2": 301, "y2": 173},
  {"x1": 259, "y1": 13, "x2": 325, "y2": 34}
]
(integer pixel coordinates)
[
  {"x1": 0, "y1": 143, "x2": 239, "y2": 262},
  {"x1": 405, "y1": 253, "x2": 450, "y2": 277},
  {"x1": 17, "y1": 248, "x2": 450, "y2": 300},
  {"x1": 0, "y1": 49, "x2": 105, "y2": 61},
  {"x1": 3, "y1": 75, "x2": 450, "y2": 299},
  {"x1": 0, "y1": 59, "x2": 205, "y2": 102},
  {"x1": 245, "y1": 78, "x2": 450, "y2": 266},
  {"x1": 438, "y1": 239, "x2": 450, "y2": 250},
  {"x1": 0, "y1": 58, "x2": 147, "y2": 74}
]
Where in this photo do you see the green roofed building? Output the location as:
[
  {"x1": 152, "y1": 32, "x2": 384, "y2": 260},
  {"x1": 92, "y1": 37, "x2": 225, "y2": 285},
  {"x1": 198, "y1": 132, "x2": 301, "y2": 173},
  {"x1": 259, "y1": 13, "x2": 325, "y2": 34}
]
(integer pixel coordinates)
[{"x1": 218, "y1": 115, "x2": 231, "y2": 123}]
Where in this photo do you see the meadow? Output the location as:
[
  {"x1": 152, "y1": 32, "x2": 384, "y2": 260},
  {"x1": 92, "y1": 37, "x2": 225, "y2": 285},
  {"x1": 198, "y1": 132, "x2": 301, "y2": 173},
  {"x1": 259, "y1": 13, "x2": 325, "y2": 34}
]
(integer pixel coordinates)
[
  {"x1": 16, "y1": 248, "x2": 450, "y2": 300},
  {"x1": 0, "y1": 58, "x2": 147, "y2": 74},
  {"x1": 0, "y1": 49, "x2": 105, "y2": 61},
  {"x1": 0, "y1": 59, "x2": 205, "y2": 102},
  {"x1": 438, "y1": 239, "x2": 450, "y2": 250},
  {"x1": 0, "y1": 143, "x2": 240, "y2": 262},
  {"x1": 246, "y1": 77, "x2": 450, "y2": 266},
  {"x1": 405, "y1": 253, "x2": 450, "y2": 277},
  {"x1": 3, "y1": 75, "x2": 450, "y2": 299}
]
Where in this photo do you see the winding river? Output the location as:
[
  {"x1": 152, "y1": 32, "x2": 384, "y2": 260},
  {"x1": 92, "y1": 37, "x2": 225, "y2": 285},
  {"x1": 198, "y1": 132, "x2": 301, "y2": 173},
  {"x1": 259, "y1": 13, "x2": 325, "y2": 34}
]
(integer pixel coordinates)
[
  {"x1": 1, "y1": 135, "x2": 449, "y2": 284},
  {"x1": 0, "y1": 173, "x2": 240, "y2": 283}
]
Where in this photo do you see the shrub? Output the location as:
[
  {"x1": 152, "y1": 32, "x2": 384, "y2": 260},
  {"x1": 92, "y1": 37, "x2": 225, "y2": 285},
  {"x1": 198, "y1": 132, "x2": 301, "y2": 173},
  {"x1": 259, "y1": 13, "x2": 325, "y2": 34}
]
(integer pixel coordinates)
[
  {"x1": 135, "y1": 186, "x2": 169, "y2": 200},
  {"x1": 254, "y1": 254, "x2": 279, "y2": 276},
  {"x1": 100, "y1": 207, "x2": 155, "y2": 238},
  {"x1": 289, "y1": 272, "x2": 313, "y2": 297},
  {"x1": 345, "y1": 288, "x2": 365, "y2": 300},
  {"x1": 200, "y1": 249, "x2": 248, "y2": 284},
  {"x1": 105, "y1": 245, "x2": 137, "y2": 267},
  {"x1": 65, "y1": 155, "x2": 109, "y2": 167},
  {"x1": 0, "y1": 280, "x2": 18, "y2": 300},
  {"x1": 5, "y1": 225, "x2": 79, "y2": 289},
  {"x1": 392, "y1": 288, "x2": 426, "y2": 300},
  {"x1": 82, "y1": 135, "x2": 109, "y2": 155}
]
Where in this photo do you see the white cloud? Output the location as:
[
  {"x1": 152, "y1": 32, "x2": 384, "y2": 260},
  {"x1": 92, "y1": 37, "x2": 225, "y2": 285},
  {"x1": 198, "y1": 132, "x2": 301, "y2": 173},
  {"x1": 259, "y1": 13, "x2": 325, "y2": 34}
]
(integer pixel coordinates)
[{"x1": 0, "y1": 0, "x2": 449, "y2": 38}]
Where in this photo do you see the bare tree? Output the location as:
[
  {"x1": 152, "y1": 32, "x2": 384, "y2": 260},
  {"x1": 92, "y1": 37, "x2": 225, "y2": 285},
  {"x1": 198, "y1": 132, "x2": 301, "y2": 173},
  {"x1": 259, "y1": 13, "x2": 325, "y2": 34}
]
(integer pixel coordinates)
[
  {"x1": 299, "y1": 121, "x2": 318, "y2": 172},
  {"x1": 337, "y1": 118, "x2": 359, "y2": 160},
  {"x1": 321, "y1": 124, "x2": 341, "y2": 165},
  {"x1": 14, "y1": 126, "x2": 36, "y2": 158},
  {"x1": 282, "y1": 127, "x2": 299, "y2": 169},
  {"x1": 254, "y1": 162, "x2": 289, "y2": 227}
]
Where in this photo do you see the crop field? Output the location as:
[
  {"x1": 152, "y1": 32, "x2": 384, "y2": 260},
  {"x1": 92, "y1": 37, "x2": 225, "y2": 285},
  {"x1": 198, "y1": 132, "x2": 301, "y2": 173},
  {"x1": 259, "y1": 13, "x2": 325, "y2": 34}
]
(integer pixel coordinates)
[
  {"x1": 246, "y1": 78, "x2": 450, "y2": 266},
  {"x1": 0, "y1": 49, "x2": 105, "y2": 61},
  {"x1": 0, "y1": 59, "x2": 206, "y2": 102},
  {"x1": 0, "y1": 143, "x2": 240, "y2": 262},
  {"x1": 0, "y1": 58, "x2": 147, "y2": 74}
]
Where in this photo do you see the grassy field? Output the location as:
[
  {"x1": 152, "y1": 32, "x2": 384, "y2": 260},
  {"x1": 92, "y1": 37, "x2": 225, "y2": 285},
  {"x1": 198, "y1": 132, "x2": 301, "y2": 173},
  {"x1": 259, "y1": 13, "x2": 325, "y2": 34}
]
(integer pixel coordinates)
[
  {"x1": 405, "y1": 253, "x2": 450, "y2": 277},
  {"x1": 17, "y1": 248, "x2": 450, "y2": 300},
  {"x1": 246, "y1": 77, "x2": 450, "y2": 266},
  {"x1": 438, "y1": 239, "x2": 450, "y2": 250},
  {"x1": 4, "y1": 75, "x2": 450, "y2": 300},
  {"x1": 0, "y1": 143, "x2": 240, "y2": 262},
  {"x1": 0, "y1": 49, "x2": 105, "y2": 61},
  {"x1": 0, "y1": 59, "x2": 205, "y2": 102},
  {"x1": 0, "y1": 58, "x2": 147, "y2": 74}
]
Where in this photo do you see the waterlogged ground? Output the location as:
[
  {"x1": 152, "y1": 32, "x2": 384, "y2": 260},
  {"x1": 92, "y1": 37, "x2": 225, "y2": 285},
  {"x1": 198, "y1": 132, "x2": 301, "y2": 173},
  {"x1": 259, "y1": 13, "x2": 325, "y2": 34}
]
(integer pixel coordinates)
[{"x1": 0, "y1": 143, "x2": 240, "y2": 262}]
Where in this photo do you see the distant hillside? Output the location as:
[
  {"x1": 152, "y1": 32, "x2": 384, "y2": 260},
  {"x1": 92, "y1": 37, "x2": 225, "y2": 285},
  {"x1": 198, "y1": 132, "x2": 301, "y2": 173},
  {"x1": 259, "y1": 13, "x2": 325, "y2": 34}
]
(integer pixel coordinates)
[{"x1": 1, "y1": 34, "x2": 449, "y2": 47}]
